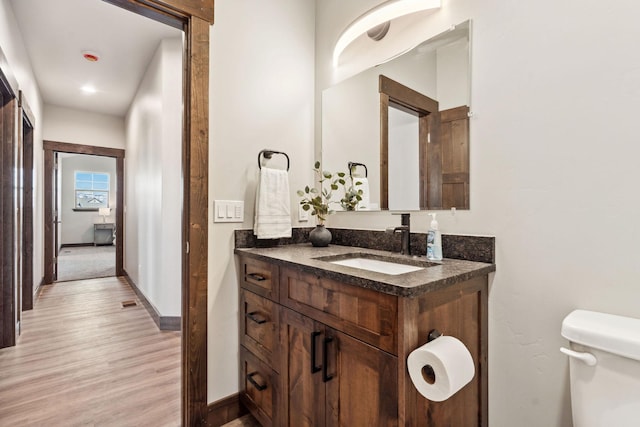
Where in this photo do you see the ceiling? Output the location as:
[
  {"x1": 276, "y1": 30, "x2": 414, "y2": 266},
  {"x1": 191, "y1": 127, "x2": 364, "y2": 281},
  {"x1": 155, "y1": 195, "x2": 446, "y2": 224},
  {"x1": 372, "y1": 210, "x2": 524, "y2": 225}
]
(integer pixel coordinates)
[{"x1": 10, "y1": 0, "x2": 182, "y2": 117}]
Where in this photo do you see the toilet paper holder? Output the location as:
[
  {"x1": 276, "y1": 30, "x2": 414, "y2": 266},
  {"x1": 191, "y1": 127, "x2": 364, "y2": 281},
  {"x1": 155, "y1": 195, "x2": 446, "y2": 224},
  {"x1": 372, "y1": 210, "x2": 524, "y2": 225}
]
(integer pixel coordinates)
[
  {"x1": 421, "y1": 329, "x2": 443, "y2": 384},
  {"x1": 427, "y1": 329, "x2": 442, "y2": 342}
]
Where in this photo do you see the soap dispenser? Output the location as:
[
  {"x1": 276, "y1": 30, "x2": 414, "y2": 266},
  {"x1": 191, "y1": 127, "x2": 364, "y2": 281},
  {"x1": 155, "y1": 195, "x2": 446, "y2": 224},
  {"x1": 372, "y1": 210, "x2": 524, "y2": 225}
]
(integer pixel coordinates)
[{"x1": 427, "y1": 213, "x2": 443, "y2": 261}]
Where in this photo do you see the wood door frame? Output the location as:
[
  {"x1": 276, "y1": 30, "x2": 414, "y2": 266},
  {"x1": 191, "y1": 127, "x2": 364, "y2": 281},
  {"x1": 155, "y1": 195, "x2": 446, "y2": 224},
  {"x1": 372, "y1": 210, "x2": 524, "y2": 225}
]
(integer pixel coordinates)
[
  {"x1": 100, "y1": 1, "x2": 212, "y2": 425},
  {"x1": 43, "y1": 141, "x2": 125, "y2": 282},
  {"x1": 379, "y1": 74, "x2": 439, "y2": 210},
  {"x1": 0, "y1": 45, "x2": 20, "y2": 349},
  {"x1": 19, "y1": 90, "x2": 35, "y2": 311}
]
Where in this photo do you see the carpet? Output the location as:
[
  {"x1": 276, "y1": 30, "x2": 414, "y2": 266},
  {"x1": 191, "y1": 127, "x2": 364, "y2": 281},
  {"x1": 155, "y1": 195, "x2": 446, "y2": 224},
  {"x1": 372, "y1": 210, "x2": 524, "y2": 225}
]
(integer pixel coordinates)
[{"x1": 57, "y1": 245, "x2": 116, "y2": 282}]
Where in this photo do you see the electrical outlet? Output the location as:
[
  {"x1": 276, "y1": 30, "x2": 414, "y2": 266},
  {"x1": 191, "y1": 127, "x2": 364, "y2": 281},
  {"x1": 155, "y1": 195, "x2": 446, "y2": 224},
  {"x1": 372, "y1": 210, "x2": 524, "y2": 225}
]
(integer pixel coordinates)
[{"x1": 298, "y1": 204, "x2": 309, "y2": 222}]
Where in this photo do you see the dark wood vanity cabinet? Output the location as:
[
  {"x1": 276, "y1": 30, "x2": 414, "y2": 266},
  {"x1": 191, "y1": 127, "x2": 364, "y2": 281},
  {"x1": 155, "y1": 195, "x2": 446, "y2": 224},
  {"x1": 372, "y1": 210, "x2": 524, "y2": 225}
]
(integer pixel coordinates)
[
  {"x1": 238, "y1": 254, "x2": 488, "y2": 427},
  {"x1": 279, "y1": 307, "x2": 398, "y2": 426}
]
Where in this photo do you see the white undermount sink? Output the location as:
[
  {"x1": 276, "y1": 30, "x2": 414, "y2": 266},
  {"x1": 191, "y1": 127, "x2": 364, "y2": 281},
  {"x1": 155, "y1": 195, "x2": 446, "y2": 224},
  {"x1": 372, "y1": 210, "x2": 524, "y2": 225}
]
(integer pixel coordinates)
[{"x1": 329, "y1": 257, "x2": 425, "y2": 275}]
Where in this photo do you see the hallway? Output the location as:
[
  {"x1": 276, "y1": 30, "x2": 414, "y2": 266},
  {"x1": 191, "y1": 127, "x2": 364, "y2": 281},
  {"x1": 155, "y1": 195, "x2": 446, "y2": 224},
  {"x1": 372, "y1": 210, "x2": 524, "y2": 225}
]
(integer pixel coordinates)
[{"x1": 0, "y1": 277, "x2": 181, "y2": 426}]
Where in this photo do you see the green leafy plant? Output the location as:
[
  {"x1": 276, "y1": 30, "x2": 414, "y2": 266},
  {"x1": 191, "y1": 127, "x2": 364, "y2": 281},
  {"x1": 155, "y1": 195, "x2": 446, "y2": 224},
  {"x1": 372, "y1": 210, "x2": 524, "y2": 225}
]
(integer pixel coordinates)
[
  {"x1": 339, "y1": 177, "x2": 364, "y2": 211},
  {"x1": 297, "y1": 161, "x2": 343, "y2": 225}
]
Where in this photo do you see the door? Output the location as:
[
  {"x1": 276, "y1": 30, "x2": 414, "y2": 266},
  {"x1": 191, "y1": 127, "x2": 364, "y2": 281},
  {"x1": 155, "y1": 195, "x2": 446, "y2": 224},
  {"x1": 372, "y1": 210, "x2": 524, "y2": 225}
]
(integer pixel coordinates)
[
  {"x1": 325, "y1": 329, "x2": 399, "y2": 426},
  {"x1": 439, "y1": 106, "x2": 470, "y2": 209},
  {"x1": 280, "y1": 307, "x2": 326, "y2": 427}
]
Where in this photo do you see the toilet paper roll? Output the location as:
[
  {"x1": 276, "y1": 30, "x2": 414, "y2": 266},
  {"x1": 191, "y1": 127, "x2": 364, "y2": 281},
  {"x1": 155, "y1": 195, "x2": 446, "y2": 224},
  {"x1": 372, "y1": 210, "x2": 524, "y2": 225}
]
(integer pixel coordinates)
[{"x1": 407, "y1": 336, "x2": 475, "y2": 402}]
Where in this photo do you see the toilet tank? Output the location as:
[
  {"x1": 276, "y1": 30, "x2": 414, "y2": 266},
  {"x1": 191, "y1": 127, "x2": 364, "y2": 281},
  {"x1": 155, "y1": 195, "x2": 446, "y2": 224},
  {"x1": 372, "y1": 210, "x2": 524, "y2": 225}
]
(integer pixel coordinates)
[{"x1": 561, "y1": 310, "x2": 640, "y2": 427}]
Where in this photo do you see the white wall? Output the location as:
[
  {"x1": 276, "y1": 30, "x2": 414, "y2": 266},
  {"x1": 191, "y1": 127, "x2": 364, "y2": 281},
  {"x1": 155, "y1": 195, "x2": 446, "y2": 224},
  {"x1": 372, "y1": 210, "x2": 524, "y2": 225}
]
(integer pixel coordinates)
[
  {"x1": 125, "y1": 38, "x2": 182, "y2": 318},
  {"x1": 208, "y1": 0, "x2": 316, "y2": 402},
  {"x1": 43, "y1": 104, "x2": 125, "y2": 149},
  {"x1": 59, "y1": 154, "x2": 117, "y2": 244},
  {"x1": 317, "y1": 1, "x2": 640, "y2": 426},
  {"x1": 0, "y1": 0, "x2": 44, "y2": 289}
]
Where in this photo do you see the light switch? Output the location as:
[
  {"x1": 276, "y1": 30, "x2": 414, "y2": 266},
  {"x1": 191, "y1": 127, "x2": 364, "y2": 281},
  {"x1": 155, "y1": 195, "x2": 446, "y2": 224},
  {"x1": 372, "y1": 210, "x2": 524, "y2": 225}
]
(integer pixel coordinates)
[{"x1": 213, "y1": 200, "x2": 244, "y2": 223}]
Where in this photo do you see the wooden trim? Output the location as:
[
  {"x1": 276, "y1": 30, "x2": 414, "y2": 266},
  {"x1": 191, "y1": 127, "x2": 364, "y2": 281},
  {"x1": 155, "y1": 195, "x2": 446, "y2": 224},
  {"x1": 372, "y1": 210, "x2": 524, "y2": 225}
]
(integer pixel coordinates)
[
  {"x1": 18, "y1": 90, "x2": 35, "y2": 127},
  {"x1": 182, "y1": 15, "x2": 210, "y2": 425},
  {"x1": 115, "y1": 156, "x2": 124, "y2": 276},
  {"x1": 101, "y1": 2, "x2": 211, "y2": 424},
  {"x1": 43, "y1": 149, "x2": 54, "y2": 284},
  {"x1": 379, "y1": 75, "x2": 439, "y2": 114},
  {"x1": 207, "y1": 393, "x2": 249, "y2": 426},
  {"x1": 379, "y1": 93, "x2": 389, "y2": 210},
  {"x1": 103, "y1": 0, "x2": 214, "y2": 27},
  {"x1": 426, "y1": 112, "x2": 442, "y2": 209},
  {"x1": 122, "y1": 269, "x2": 181, "y2": 331},
  {"x1": 19, "y1": 91, "x2": 35, "y2": 311},
  {"x1": 379, "y1": 75, "x2": 438, "y2": 211},
  {"x1": 0, "y1": 75, "x2": 18, "y2": 349},
  {"x1": 43, "y1": 140, "x2": 125, "y2": 283},
  {"x1": 43, "y1": 140, "x2": 125, "y2": 158}
]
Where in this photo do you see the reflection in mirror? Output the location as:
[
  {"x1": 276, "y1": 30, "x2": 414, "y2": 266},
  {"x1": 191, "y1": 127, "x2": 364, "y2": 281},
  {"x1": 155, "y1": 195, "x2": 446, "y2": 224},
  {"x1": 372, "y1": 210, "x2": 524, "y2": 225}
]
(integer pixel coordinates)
[
  {"x1": 322, "y1": 20, "x2": 471, "y2": 211},
  {"x1": 389, "y1": 106, "x2": 419, "y2": 210}
]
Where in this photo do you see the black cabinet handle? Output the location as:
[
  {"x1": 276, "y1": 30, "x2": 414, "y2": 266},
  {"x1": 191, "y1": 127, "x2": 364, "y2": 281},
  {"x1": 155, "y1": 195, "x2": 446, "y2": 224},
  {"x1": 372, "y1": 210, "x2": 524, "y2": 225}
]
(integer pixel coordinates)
[
  {"x1": 322, "y1": 336, "x2": 334, "y2": 382},
  {"x1": 247, "y1": 273, "x2": 266, "y2": 281},
  {"x1": 247, "y1": 372, "x2": 267, "y2": 391},
  {"x1": 311, "y1": 331, "x2": 322, "y2": 374},
  {"x1": 245, "y1": 311, "x2": 267, "y2": 325}
]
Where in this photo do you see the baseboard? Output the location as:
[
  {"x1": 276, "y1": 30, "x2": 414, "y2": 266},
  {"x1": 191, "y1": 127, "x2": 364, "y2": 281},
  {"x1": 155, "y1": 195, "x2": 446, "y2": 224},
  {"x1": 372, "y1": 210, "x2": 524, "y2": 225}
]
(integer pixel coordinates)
[
  {"x1": 60, "y1": 243, "x2": 95, "y2": 248},
  {"x1": 121, "y1": 269, "x2": 181, "y2": 331},
  {"x1": 207, "y1": 393, "x2": 248, "y2": 427},
  {"x1": 35, "y1": 277, "x2": 46, "y2": 296}
]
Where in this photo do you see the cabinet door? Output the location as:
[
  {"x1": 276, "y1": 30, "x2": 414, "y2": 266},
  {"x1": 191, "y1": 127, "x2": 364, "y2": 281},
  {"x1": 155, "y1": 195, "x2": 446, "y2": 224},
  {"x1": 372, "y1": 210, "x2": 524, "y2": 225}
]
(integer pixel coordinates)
[
  {"x1": 325, "y1": 329, "x2": 399, "y2": 427},
  {"x1": 280, "y1": 307, "x2": 326, "y2": 427},
  {"x1": 240, "y1": 347, "x2": 278, "y2": 427}
]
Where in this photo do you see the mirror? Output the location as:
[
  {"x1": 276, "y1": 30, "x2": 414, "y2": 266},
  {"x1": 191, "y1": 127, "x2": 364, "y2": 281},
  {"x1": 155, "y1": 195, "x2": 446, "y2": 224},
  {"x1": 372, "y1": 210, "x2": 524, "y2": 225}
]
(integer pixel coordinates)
[{"x1": 322, "y1": 20, "x2": 471, "y2": 211}]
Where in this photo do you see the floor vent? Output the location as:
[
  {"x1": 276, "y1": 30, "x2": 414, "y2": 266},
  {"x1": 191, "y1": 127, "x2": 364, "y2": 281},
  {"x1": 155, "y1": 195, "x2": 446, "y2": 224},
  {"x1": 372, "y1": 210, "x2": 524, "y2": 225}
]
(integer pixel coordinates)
[{"x1": 121, "y1": 300, "x2": 137, "y2": 308}]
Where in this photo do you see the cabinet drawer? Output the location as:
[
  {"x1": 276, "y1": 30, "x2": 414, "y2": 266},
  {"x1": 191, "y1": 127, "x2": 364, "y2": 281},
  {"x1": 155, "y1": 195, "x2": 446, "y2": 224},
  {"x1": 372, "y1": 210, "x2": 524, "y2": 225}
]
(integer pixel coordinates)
[
  {"x1": 241, "y1": 289, "x2": 279, "y2": 369},
  {"x1": 240, "y1": 347, "x2": 278, "y2": 427},
  {"x1": 280, "y1": 267, "x2": 398, "y2": 354},
  {"x1": 240, "y1": 256, "x2": 279, "y2": 301}
]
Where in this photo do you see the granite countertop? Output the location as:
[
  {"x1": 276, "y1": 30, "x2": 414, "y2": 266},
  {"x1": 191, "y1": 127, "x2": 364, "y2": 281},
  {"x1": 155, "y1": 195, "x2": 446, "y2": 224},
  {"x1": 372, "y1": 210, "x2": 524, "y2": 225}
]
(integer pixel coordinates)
[{"x1": 235, "y1": 244, "x2": 496, "y2": 298}]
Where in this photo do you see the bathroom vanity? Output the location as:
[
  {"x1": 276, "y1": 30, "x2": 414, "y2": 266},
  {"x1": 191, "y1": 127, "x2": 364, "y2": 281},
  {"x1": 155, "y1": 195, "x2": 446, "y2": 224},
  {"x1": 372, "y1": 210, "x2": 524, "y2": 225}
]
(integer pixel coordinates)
[{"x1": 236, "y1": 244, "x2": 495, "y2": 426}]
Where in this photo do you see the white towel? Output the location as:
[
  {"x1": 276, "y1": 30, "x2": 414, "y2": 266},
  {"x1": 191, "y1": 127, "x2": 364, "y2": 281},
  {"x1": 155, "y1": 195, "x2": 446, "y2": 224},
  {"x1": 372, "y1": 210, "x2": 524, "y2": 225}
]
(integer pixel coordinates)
[
  {"x1": 254, "y1": 167, "x2": 292, "y2": 239},
  {"x1": 353, "y1": 177, "x2": 370, "y2": 211}
]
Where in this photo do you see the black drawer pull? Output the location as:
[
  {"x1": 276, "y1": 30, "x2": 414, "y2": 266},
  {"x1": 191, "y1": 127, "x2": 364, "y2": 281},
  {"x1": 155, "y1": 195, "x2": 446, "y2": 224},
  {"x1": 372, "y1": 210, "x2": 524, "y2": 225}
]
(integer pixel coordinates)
[
  {"x1": 323, "y1": 336, "x2": 334, "y2": 382},
  {"x1": 246, "y1": 311, "x2": 267, "y2": 325},
  {"x1": 311, "y1": 331, "x2": 322, "y2": 374},
  {"x1": 247, "y1": 372, "x2": 267, "y2": 391},
  {"x1": 247, "y1": 273, "x2": 266, "y2": 281}
]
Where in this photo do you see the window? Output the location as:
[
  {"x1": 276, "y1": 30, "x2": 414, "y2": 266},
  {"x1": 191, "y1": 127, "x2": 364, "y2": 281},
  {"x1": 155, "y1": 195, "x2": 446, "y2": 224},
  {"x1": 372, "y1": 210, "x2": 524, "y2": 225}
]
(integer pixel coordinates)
[{"x1": 74, "y1": 171, "x2": 109, "y2": 210}]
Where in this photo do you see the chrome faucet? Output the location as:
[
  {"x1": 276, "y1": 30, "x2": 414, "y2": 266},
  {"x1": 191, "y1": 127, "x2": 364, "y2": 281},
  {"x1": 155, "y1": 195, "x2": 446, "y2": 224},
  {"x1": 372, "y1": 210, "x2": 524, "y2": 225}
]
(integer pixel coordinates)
[{"x1": 386, "y1": 213, "x2": 411, "y2": 255}]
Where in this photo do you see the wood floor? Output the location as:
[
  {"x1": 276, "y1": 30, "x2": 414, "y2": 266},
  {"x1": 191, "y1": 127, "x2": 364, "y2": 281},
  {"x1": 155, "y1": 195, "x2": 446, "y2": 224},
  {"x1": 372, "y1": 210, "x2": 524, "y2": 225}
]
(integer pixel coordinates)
[{"x1": 0, "y1": 276, "x2": 181, "y2": 426}]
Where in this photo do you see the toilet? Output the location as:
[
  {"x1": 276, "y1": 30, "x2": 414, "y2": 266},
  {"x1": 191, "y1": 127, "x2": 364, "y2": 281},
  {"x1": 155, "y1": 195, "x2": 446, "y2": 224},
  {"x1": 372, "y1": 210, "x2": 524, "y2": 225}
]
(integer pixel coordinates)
[{"x1": 561, "y1": 309, "x2": 640, "y2": 427}]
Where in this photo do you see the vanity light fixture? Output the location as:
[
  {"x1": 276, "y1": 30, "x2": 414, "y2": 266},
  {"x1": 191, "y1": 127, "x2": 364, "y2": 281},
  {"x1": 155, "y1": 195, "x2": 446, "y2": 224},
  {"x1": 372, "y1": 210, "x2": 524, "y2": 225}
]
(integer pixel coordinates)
[{"x1": 333, "y1": 0, "x2": 441, "y2": 67}]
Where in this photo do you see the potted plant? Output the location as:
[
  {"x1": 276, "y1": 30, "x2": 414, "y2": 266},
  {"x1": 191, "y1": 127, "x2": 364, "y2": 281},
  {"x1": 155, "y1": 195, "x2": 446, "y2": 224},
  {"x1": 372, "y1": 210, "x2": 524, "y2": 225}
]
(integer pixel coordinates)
[{"x1": 297, "y1": 161, "x2": 341, "y2": 246}]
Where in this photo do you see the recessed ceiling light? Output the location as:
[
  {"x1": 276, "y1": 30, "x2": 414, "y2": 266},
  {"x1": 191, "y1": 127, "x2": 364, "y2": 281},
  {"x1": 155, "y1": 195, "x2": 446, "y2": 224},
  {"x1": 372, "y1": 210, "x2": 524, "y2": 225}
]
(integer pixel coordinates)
[
  {"x1": 82, "y1": 50, "x2": 100, "y2": 62},
  {"x1": 81, "y1": 85, "x2": 97, "y2": 94}
]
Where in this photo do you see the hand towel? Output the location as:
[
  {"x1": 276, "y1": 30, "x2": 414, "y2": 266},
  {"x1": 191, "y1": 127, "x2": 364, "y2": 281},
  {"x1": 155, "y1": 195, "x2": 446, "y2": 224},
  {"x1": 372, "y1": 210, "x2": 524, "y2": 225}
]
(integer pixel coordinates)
[
  {"x1": 254, "y1": 167, "x2": 292, "y2": 239},
  {"x1": 353, "y1": 177, "x2": 370, "y2": 211}
]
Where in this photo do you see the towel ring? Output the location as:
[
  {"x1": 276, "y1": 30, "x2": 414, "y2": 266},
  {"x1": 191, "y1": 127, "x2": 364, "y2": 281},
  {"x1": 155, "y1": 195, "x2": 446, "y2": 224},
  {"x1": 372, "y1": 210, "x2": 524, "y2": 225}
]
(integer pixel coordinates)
[
  {"x1": 348, "y1": 161, "x2": 368, "y2": 178},
  {"x1": 258, "y1": 149, "x2": 290, "y2": 171}
]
